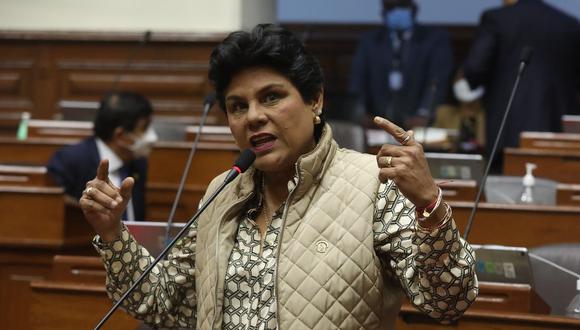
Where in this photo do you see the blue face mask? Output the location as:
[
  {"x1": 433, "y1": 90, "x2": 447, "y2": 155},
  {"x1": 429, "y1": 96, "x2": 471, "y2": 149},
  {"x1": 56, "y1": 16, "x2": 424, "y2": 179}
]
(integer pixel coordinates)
[{"x1": 384, "y1": 8, "x2": 414, "y2": 31}]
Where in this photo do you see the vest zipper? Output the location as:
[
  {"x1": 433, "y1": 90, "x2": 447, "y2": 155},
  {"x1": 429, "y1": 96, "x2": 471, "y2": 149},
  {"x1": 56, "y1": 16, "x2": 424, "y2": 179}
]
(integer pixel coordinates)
[{"x1": 274, "y1": 165, "x2": 301, "y2": 330}]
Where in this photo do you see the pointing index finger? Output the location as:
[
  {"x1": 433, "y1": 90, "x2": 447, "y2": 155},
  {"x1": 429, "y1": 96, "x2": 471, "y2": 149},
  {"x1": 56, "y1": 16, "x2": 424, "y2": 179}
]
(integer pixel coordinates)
[
  {"x1": 96, "y1": 159, "x2": 110, "y2": 181},
  {"x1": 373, "y1": 116, "x2": 410, "y2": 145}
]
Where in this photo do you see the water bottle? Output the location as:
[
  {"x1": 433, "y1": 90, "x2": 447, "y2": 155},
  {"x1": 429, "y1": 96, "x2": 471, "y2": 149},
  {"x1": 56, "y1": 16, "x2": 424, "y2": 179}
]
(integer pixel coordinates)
[
  {"x1": 519, "y1": 163, "x2": 536, "y2": 204},
  {"x1": 16, "y1": 111, "x2": 30, "y2": 141}
]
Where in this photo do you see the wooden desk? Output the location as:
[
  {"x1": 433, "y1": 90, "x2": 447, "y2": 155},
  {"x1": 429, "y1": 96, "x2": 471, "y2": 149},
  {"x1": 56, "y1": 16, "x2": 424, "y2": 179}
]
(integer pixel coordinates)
[
  {"x1": 0, "y1": 164, "x2": 53, "y2": 186},
  {"x1": 147, "y1": 141, "x2": 239, "y2": 221},
  {"x1": 30, "y1": 256, "x2": 139, "y2": 329},
  {"x1": 504, "y1": 148, "x2": 580, "y2": 184},
  {"x1": 520, "y1": 131, "x2": 580, "y2": 152},
  {"x1": 0, "y1": 187, "x2": 95, "y2": 329},
  {"x1": 450, "y1": 201, "x2": 580, "y2": 247},
  {"x1": 556, "y1": 183, "x2": 580, "y2": 207},
  {"x1": 398, "y1": 304, "x2": 580, "y2": 330},
  {"x1": 563, "y1": 114, "x2": 580, "y2": 133},
  {"x1": 437, "y1": 179, "x2": 477, "y2": 202},
  {"x1": 0, "y1": 136, "x2": 76, "y2": 165},
  {"x1": 185, "y1": 124, "x2": 235, "y2": 143}
]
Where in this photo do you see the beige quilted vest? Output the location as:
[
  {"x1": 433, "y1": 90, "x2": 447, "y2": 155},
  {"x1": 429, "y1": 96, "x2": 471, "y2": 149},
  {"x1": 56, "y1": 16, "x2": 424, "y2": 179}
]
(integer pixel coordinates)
[{"x1": 195, "y1": 125, "x2": 404, "y2": 329}]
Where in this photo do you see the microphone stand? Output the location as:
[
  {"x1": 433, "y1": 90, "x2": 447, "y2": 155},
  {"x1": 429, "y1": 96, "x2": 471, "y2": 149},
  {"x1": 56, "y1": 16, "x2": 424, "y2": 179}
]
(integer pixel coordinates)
[
  {"x1": 463, "y1": 46, "x2": 533, "y2": 240},
  {"x1": 109, "y1": 30, "x2": 152, "y2": 93},
  {"x1": 163, "y1": 94, "x2": 215, "y2": 245}
]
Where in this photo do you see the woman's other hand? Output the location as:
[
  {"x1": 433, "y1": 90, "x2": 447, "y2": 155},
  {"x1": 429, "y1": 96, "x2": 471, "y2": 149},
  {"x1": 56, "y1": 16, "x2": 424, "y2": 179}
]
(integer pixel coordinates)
[
  {"x1": 374, "y1": 116, "x2": 439, "y2": 208},
  {"x1": 79, "y1": 159, "x2": 134, "y2": 242}
]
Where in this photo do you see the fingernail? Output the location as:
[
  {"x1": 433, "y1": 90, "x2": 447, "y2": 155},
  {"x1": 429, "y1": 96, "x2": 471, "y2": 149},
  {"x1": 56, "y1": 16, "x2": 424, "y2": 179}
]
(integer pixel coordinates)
[
  {"x1": 116, "y1": 197, "x2": 123, "y2": 203},
  {"x1": 111, "y1": 201, "x2": 118, "y2": 208},
  {"x1": 374, "y1": 116, "x2": 383, "y2": 123}
]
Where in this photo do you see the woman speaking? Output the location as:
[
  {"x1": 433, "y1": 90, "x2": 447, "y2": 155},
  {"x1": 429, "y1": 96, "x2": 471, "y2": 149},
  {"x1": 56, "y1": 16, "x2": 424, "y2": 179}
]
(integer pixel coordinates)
[{"x1": 80, "y1": 24, "x2": 478, "y2": 329}]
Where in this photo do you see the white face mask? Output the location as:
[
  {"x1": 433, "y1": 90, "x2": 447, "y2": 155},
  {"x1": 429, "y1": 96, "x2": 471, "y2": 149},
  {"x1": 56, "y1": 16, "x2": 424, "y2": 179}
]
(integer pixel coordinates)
[
  {"x1": 128, "y1": 126, "x2": 158, "y2": 158},
  {"x1": 453, "y1": 78, "x2": 485, "y2": 103}
]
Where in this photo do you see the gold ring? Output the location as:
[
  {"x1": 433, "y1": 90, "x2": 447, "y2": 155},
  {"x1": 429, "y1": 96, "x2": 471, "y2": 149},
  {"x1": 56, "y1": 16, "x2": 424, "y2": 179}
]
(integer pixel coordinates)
[
  {"x1": 386, "y1": 156, "x2": 393, "y2": 167},
  {"x1": 401, "y1": 134, "x2": 411, "y2": 145}
]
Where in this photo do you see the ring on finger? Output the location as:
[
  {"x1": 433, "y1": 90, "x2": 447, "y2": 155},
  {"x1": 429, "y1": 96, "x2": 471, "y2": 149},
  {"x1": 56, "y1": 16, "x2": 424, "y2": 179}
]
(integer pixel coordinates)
[
  {"x1": 386, "y1": 156, "x2": 393, "y2": 168},
  {"x1": 401, "y1": 134, "x2": 411, "y2": 145},
  {"x1": 84, "y1": 186, "x2": 94, "y2": 197}
]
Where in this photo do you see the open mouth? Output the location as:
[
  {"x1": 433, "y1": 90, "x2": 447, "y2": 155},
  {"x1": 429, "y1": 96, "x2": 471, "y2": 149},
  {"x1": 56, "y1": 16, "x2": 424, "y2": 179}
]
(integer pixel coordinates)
[{"x1": 250, "y1": 133, "x2": 277, "y2": 153}]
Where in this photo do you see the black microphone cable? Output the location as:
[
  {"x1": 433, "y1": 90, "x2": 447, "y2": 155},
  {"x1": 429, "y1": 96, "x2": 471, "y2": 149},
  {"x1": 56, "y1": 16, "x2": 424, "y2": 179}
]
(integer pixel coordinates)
[
  {"x1": 163, "y1": 93, "x2": 215, "y2": 245},
  {"x1": 94, "y1": 149, "x2": 255, "y2": 330},
  {"x1": 463, "y1": 46, "x2": 534, "y2": 240}
]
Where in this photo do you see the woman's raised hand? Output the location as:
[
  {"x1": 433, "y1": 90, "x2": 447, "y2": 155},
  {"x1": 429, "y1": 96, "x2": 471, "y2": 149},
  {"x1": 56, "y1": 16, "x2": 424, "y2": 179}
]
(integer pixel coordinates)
[
  {"x1": 374, "y1": 116, "x2": 439, "y2": 208},
  {"x1": 79, "y1": 159, "x2": 134, "y2": 242}
]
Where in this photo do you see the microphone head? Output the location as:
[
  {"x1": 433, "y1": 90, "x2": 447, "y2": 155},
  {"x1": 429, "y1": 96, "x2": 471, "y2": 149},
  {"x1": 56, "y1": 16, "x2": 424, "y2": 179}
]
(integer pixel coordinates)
[
  {"x1": 234, "y1": 149, "x2": 256, "y2": 173},
  {"x1": 520, "y1": 46, "x2": 534, "y2": 65},
  {"x1": 143, "y1": 30, "x2": 152, "y2": 43},
  {"x1": 204, "y1": 93, "x2": 216, "y2": 107}
]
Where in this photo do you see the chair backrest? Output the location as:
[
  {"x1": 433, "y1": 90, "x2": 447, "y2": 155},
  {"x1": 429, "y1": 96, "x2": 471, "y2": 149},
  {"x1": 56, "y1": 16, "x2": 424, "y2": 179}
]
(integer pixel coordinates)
[{"x1": 529, "y1": 243, "x2": 580, "y2": 316}]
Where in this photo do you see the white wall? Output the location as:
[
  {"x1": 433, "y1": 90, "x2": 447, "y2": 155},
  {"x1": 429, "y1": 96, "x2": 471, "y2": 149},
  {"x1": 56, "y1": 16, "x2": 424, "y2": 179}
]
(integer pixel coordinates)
[{"x1": 0, "y1": 0, "x2": 276, "y2": 33}]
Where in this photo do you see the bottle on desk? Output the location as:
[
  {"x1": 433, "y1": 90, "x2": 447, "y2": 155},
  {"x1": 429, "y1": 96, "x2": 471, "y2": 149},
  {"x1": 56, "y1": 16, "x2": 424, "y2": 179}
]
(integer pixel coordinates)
[
  {"x1": 566, "y1": 279, "x2": 580, "y2": 318},
  {"x1": 519, "y1": 162, "x2": 537, "y2": 204},
  {"x1": 16, "y1": 111, "x2": 30, "y2": 141}
]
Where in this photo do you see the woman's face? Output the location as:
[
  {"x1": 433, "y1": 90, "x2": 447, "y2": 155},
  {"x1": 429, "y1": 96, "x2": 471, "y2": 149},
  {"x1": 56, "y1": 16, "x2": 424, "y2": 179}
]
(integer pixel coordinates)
[{"x1": 224, "y1": 66, "x2": 322, "y2": 174}]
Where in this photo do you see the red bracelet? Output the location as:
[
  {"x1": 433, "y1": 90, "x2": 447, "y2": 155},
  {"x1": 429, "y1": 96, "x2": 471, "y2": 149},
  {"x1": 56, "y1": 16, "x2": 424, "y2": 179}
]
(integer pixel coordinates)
[{"x1": 416, "y1": 187, "x2": 443, "y2": 220}]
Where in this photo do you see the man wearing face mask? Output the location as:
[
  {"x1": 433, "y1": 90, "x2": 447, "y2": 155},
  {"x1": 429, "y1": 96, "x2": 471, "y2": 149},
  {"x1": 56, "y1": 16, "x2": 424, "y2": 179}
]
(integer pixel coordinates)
[
  {"x1": 47, "y1": 91, "x2": 157, "y2": 221},
  {"x1": 349, "y1": 0, "x2": 453, "y2": 129}
]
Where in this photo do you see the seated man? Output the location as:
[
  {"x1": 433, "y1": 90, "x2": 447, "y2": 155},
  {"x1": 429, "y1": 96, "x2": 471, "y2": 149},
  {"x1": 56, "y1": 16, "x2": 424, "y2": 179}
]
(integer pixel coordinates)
[{"x1": 47, "y1": 91, "x2": 157, "y2": 221}]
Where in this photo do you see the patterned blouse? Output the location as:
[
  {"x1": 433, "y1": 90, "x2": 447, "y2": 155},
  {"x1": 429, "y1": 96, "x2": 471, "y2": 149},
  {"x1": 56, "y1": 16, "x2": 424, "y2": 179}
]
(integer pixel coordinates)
[{"x1": 93, "y1": 180, "x2": 478, "y2": 329}]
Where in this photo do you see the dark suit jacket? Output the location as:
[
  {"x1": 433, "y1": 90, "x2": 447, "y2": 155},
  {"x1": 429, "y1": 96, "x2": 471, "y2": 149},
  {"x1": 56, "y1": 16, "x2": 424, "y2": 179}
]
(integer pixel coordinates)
[
  {"x1": 463, "y1": 0, "x2": 580, "y2": 153},
  {"x1": 349, "y1": 24, "x2": 454, "y2": 127},
  {"x1": 46, "y1": 137, "x2": 147, "y2": 221}
]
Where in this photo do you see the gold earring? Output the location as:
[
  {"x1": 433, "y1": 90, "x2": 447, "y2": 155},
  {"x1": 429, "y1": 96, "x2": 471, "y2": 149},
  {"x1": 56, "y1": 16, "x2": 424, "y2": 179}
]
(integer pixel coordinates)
[{"x1": 313, "y1": 108, "x2": 322, "y2": 124}]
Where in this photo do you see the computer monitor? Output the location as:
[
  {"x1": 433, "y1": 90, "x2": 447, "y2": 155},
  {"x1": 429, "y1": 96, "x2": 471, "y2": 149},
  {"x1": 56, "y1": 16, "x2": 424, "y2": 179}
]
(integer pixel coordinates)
[{"x1": 426, "y1": 152, "x2": 484, "y2": 185}]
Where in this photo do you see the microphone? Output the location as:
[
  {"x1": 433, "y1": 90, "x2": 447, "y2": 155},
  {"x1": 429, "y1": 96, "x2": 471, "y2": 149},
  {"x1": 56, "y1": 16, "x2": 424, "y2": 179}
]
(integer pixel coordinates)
[
  {"x1": 463, "y1": 46, "x2": 534, "y2": 240},
  {"x1": 224, "y1": 148, "x2": 257, "y2": 184},
  {"x1": 163, "y1": 93, "x2": 215, "y2": 244},
  {"x1": 94, "y1": 149, "x2": 255, "y2": 330}
]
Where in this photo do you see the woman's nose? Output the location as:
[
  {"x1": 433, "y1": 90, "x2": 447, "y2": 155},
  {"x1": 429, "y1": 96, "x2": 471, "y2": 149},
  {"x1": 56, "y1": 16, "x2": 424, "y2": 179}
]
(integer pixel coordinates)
[{"x1": 246, "y1": 102, "x2": 267, "y2": 127}]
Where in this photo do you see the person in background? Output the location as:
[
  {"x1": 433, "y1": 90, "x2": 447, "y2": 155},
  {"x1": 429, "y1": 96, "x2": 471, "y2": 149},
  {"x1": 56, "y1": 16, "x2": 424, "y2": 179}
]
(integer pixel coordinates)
[
  {"x1": 349, "y1": 0, "x2": 454, "y2": 130},
  {"x1": 463, "y1": 0, "x2": 580, "y2": 171},
  {"x1": 47, "y1": 91, "x2": 157, "y2": 221},
  {"x1": 434, "y1": 71, "x2": 486, "y2": 153},
  {"x1": 80, "y1": 24, "x2": 478, "y2": 329}
]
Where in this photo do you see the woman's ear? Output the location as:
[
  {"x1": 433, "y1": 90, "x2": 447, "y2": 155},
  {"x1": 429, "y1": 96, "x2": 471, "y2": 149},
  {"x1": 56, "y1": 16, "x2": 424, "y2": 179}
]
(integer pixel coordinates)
[{"x1": 313, "y1": 89, "x2": 324, "y2": 113}]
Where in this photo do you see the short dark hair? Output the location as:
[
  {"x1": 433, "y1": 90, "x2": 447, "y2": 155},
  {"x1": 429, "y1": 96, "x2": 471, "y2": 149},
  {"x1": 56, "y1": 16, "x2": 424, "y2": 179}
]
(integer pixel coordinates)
[
  {"x1": 208, "y1": 24, "x2": 326, "y2": 139},
  {"x1": 382, "y1": 0, "x2": 418, "y2": 15},
  {"x1": 93, "y1": 91, "x2": 153, "y2": 141}
]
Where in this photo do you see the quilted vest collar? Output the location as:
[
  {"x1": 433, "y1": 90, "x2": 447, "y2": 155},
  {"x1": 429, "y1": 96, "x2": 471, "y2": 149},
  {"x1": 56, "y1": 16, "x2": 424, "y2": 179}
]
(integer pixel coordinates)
[{"x1": 235, "y1": 123, "x2": 337, "y2": 201}]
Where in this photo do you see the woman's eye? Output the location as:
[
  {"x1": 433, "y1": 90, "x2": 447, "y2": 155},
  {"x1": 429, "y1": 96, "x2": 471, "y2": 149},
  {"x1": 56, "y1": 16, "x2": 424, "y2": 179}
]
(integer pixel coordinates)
[
  {"x1": 263, "y1": 92, "x2": 281, "y2": 104},
  {"x1": 228, "y1": 102, "x2": 247, "y2": 113}
]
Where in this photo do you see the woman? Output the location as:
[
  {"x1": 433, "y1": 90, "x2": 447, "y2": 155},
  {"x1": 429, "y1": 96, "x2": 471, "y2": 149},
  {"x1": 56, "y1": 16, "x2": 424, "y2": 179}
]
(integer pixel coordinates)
[{"x1": 81, "y1": 24, "x2": 478, "y2": 329}]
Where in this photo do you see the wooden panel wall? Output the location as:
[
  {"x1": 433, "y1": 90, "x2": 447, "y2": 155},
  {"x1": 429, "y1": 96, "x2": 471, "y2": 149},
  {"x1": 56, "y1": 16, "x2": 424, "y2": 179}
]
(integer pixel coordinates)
[
  {"x1": 0, "y1": 25, "x2": 477, "y2": 121},
  {"x1": 0, "y1": 31, "x2": 224, "y2": 120}
]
